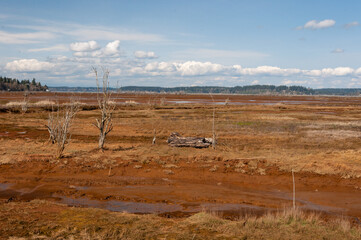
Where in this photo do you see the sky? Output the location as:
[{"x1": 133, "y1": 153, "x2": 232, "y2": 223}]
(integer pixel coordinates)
[{"x1": 1, "y1": 0, "x2": 361, "y2": 88}]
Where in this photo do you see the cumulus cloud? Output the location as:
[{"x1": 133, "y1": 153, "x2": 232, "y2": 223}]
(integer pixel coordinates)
[
  {"x1": 141, "y1": 61, "x2": 224, "y2": 76},
  {"x1": 70, "y1": 40, "x2": 99, "y2": 52},
  {"x1": 344, "y1": 21, "x2": 359, "y2": 29},
  {"x1": 176, "y1": 61, "x2": 224, "y2": 76},
  {"x1": 5, "y1": 59, "x2": 54, "y2": 72},
  {"x1": 71, "y1": 40, "x2": 120, "y2": 58},
  {"x1": 331, "y1": 48, "x2": 344, "y2": 53},
  {"x1": 320, "y1": 67, "x2": 354, "y2": 76},
  {"x1": 297, "y1": 19, "x2": 335, "y2": 30},
  {"x1": 134, "y1": 51, "x2": 157, "y2": 59},
  {"x1": 102, "y1": 40, "x2": 120, "y2": 56}
]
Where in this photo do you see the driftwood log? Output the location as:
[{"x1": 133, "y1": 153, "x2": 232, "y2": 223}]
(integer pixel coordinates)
[{"x1": 167, "y1": 132, "x2": 213, "y2": 148}]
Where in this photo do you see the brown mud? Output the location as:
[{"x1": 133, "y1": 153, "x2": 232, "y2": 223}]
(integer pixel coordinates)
[{"x1": 0, "y1": 154, "x2": 360, "y2": 221}]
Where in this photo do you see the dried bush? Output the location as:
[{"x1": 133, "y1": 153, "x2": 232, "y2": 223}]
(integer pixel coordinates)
[{"x1": 46, "y1": 102, "x2": 79, "y2": 158}]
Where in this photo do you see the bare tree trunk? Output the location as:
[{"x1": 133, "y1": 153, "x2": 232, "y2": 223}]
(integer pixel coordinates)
[
  {"x1": 92, "y1": 67, "x2": 115, "y2": 151},
  {"x1": 210, "y1": 93, "x2": 216, "y2": 149}
]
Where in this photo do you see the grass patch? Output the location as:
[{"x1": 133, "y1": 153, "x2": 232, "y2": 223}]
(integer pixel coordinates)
[{"x1": 0, "y1": 201, "x2": 360, "y2": 239}]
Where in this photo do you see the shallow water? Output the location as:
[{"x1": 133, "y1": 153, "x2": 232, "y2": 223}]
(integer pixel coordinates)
[{"x1": 0, "y1": 182, "x2": 350, "y2": 219}]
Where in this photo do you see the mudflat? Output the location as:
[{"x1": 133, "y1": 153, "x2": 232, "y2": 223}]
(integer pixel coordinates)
[{"x1": 0, "y1": 92, "x2": 360, "y2": 220}]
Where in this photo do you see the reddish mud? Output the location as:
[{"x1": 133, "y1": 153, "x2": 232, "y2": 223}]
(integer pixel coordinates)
[{"x1": 0, "y1": 159, "x2": 360, "y2": 220}]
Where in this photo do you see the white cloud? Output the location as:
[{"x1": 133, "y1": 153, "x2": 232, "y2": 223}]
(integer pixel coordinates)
[
  {"x1": 28, "y1": 44, "x2": 69, "y2": 52},
  {"x1": 331, "y1": 48, "x2": 344, "y2": 53},
  {"x1": 5, "y1": 59, "x2": 54, "y2": 72},
  {"x1": 0, "y1": 30, "x2": 56, "y2": 44},
  {"x1": 297, "y1": 19, "x2": 335, "y2": 30},
  {"x1": 134, "y1": 51, "x2": 157, "y2": 59},
  {"x1": 145, "y1": 62, "x2": 176, "y2": 72},
  {"x1": 176, "y1": 61, "x2": 224, "y2": 76},
  {"x1": 70, "y1": 40, "x2": 99, "y2": 52},
  {"x1": 233, "y1": 65, "x2": 301, "y2": 76},
  {"x1": 126, "y1": 61, "x2": 361, "y2": 79},
  {"x1": 130, "y1": 61, "x2": 225, "y2": 76},
  {"x1": 71, "y1": 40, "x2": 121, "y2": 58},
  {"x1": 344, "y1": 21, "x2": 359, "y2": 29},
  {"x1": 102, "y1": 40, "x2": 120, "y2": 56},
  {"x1": 321, "y1": 67, "x2": 354, "y2": 76}
]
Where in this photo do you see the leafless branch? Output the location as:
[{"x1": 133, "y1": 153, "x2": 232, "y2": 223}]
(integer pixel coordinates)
[
  {"x1": 46, "y1": 102, "x2": 79, "y2": 158},
  {"x1": 92, "y1": 66, "x2": 115, "y2": 150}
]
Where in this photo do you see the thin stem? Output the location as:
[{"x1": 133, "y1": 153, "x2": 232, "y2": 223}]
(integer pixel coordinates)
[{"x1": 292, "y1": 169, "x2": 296, "y2": 210}]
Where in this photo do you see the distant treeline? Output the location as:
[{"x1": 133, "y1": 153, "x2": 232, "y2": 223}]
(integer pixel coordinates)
[
  {"x1": 48, "y1": 85, "x2": 361, "y2": 96},
  {"x1": 119, "y1": 85, "x2": 314, "y2": 95},
  {"x1": 0, "y1": 76, "x2": 48, "y2": 91}
]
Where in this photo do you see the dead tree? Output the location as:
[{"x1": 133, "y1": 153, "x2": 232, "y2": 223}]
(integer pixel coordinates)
[
  {"x1": 167, "y1": 132, "x2": 213, "y2": 148},
  {"x1": 209, "y1": 93, "x2": 216, "y2": 149},
  {"x1": 92, "y1": 67, "x2": 115, "y2": 150},
  {"x1": 46, "y1": 103, "x2": 79, "y2": 158},
  {"x1": 21, "y1": 91, "x2": 29, "y2": 114}
]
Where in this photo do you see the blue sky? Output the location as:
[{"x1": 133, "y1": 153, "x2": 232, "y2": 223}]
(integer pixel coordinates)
[{"x1": 1, "y1": 0, "x2": 361, "y2": 88}]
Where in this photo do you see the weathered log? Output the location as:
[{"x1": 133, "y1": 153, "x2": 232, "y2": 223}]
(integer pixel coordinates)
[{"x1": 167, "y1": 132, "x2": 213, "y2": 148}]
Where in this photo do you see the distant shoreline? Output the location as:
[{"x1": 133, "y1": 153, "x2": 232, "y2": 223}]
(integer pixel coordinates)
[{"x1": 46, "y1": 85, "x2": 361, "y2": 96}]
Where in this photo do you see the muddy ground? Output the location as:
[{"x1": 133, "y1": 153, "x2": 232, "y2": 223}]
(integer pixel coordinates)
[{"x1": 0, "y1": 92, "x2": 360, "y2": 223}]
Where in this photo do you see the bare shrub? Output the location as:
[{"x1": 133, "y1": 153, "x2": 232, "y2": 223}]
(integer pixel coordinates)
[
  {"x1": 46, "y1": 102, "x2": 79, "y2": 158},
  {"x1": 92, "y1": 67, "x2": 115, "y2": 150},
  {"x1": 21, "y1": 91, "x2": 29, "y2": 113}
]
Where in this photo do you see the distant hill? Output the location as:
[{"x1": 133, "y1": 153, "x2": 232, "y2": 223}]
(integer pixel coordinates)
[
  {"x1": 0, "y1": 76, "x2": 48, "y2": 91},
  {"x1": 48, "y1": 85, "x2": 361, "y2": 96}
]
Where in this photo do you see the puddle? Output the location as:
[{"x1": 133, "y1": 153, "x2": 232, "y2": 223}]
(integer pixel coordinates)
[
  {"x1": 56, "y1": 195, "x2": 183, "y2": 213},
  {"x1": 69, "y1": 185, "x2": 90, "y2": 191},
  {"x1": 54, "y1": 195, "x2": 267, "y2": 216},
  {"x1": 0, "y1": 183, "x2": 11, "y2": 191},
  {"x1": 167, "y1": 100, "x2": 197, "y2": 104},
  {"x1": 0, "y1": 182, "x2": 353, "y2": 219}
]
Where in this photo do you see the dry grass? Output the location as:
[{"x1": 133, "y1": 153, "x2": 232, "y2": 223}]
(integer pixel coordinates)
[
  {"x1": 33, "y1": 100, "x2": 56, "y2": 106},
  {"x1": 0, "y1": 201, "x2": 359, "y2": 240},
  {"x1": 1, "y1": 102, "x2": 361, "y2": 177}
]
